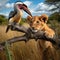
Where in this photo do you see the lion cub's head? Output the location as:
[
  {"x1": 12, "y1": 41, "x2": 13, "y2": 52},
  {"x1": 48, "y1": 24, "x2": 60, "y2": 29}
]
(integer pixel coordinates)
[{"x1": 27, "y1": 14, "x2": 48, "y2": 32}]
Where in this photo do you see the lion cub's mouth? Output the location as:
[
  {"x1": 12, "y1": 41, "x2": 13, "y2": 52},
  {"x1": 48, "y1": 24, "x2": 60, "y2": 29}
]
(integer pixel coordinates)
[
  {"x1": 31, "y1": 28, "x2": 38, "y2": 32},
  {"x1": 32, "y1": 29, "x2": 38, "y2": 32}
]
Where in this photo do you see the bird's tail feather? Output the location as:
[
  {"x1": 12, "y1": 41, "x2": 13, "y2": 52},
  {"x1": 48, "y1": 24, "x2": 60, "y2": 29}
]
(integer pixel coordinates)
[{"x1": 6, "y1": 25, "x2": 10, "y2": 33}]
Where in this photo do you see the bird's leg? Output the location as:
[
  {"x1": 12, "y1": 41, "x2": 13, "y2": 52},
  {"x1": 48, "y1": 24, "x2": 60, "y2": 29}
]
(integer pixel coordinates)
[
  {"x1": 11, "y1": 22, "x2": 16, "y2": 30},
  {"x1": 10, "y1": 21, "x2": 19, "y2": 30}
]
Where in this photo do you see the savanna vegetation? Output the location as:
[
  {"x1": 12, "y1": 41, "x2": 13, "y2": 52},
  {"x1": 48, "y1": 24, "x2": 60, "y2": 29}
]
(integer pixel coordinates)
[
  {"x1": 0, "y1": 0, "x2": 60, "y2": 60},
  {"x1": 0, "y1": 14, "x2": 60, "y2": 60},
  {"x1": 0, "y1": 15, "x2": 8, "y2": 25}
]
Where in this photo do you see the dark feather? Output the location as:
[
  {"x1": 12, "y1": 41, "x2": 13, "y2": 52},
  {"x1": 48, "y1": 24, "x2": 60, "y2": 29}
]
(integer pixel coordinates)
[{"x1": 8, "y1": 11, "x2": 17, "y2": 20}]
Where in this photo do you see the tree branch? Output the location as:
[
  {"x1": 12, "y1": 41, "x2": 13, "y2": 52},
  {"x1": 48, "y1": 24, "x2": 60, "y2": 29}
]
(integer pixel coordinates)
[
  {"x1": 0, "y1": 25, "x2": 60, "y2": 50},
  {"x1": 10, "y1": 24, "x2": 28, "y2": 33},
  {"x1": 0, "y1": 35, "x2": 27, "y2": 46}
]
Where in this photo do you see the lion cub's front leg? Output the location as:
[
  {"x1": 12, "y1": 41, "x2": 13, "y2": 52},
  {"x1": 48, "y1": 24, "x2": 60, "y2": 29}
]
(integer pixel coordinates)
[{"x1": 44, "y1": 28, "x2": 55, "y2": 38}]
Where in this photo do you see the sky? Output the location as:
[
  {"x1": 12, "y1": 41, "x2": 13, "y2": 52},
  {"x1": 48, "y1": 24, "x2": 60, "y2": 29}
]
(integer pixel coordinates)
[{"x1": 0, "y1": 0, "x2": 57, "y2": 18}]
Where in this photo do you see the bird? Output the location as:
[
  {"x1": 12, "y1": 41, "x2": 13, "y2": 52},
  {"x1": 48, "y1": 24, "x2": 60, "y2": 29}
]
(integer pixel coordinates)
[{"x1": 6, "y1": 1, "x2": 32, "y2": 33}]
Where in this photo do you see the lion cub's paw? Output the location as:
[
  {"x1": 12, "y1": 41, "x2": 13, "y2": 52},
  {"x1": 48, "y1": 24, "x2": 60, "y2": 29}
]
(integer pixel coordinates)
[{"x1": 45, "y1": 31, "x2": 55, "y2": 38}]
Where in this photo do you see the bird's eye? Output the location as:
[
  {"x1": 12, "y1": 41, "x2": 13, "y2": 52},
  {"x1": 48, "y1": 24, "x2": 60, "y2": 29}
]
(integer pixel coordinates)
[{"x1": 36, "y1": 21, "x2": 39, "y2": 23}]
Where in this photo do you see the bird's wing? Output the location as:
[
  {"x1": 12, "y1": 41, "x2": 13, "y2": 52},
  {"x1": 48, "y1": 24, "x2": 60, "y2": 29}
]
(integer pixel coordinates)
[{"x1": 8, "y1": 11, "x2": 17, "y2": 20}]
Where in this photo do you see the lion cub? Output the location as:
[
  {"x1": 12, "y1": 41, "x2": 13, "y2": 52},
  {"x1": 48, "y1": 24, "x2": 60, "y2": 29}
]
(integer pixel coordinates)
[{"x1": 27, "y1": 14, "x2": 55, "y2": 38}]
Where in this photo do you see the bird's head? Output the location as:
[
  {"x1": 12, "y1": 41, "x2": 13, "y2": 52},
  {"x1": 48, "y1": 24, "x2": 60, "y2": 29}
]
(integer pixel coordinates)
[{"x1": 15, "y1": 2, "x2": 32, "y2": 17}]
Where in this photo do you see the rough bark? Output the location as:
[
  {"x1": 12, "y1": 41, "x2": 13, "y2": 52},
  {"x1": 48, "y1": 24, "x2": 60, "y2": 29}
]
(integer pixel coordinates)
[{"x1": 0, "y1": 25, "x2": 60, "y2": 60}]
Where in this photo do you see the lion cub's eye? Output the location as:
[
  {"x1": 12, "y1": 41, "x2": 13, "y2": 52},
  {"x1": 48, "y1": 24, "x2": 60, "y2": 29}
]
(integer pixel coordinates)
[{"x1": 36, "y1": 21, "x2": 39, "y2": 23}]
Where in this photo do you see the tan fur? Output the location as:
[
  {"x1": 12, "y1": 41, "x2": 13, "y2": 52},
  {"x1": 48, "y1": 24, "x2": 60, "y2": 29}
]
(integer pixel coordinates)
[{"x1": 27, "y1": 14, "x2": 55, "y2": 38}]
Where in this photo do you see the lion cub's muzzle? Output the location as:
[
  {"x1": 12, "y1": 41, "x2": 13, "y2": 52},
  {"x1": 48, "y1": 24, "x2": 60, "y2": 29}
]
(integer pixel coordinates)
[{"x1": 31, "y1": 27, "x2": 38, "y2": 32}]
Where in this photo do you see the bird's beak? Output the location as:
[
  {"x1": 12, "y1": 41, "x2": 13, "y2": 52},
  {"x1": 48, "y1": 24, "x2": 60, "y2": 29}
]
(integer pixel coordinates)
[{"x1": 22, "y1": 4, "x2": 32, "y2": 17}]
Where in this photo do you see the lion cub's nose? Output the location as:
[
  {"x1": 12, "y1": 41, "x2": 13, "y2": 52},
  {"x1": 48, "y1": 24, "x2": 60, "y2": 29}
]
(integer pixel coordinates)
[{"x1": 32, "y1": 27, "x2": 35, "y2": 30}]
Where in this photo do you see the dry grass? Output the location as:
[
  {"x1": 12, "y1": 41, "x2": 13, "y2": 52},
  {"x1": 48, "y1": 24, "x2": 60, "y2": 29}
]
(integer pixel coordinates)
[{"x1": 0, "y1": 25, "x2": 60, "y2": 60}]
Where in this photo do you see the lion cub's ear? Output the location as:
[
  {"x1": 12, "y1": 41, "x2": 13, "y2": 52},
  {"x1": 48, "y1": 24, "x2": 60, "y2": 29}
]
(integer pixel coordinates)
[
  {"x1": 26, "y1": 16, "x2": 32, "y2": 24},
  {"x1": 39, "y1": 14, "x2": 48, "y2": 23}
]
